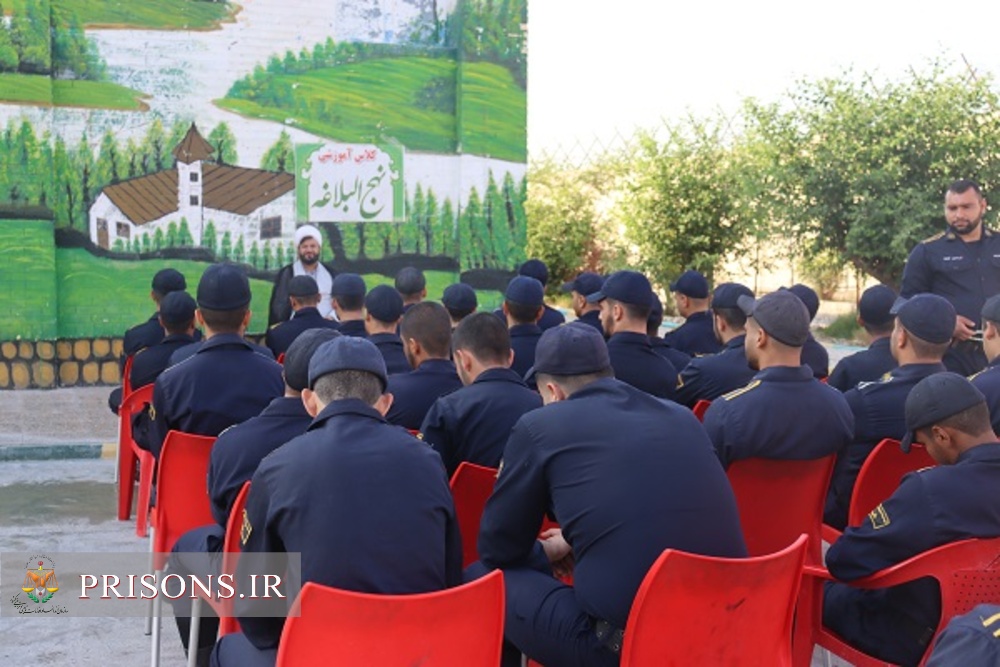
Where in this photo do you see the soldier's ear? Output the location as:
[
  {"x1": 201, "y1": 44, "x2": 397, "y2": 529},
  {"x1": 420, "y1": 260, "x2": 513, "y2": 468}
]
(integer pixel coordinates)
[
  {"x1": 301, "y1": 388, "x2": 321, "y2": 417},
  {"x1": 374, "y1": 392, "x2": 393, "y2": 416}
]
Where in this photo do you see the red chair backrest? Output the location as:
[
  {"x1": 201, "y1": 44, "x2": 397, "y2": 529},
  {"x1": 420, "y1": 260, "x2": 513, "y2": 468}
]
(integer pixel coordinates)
[
  {"x1": 276, "y1": 570, "x2": 505, "y2": 667},
  {"x1": 122, "y1": 354, "x2": 135, "y2": 397},
  {"x1": 217, "y1": 481, "x2": 251, "y2": 637},
  {"x1": 848, "y1": 438, "x2": 935, "y2": 527},
  {"x1": 692, "y1": 399, "x2": 711, "y2": 422},
  {"x1": 152, "y1": 431, "x2": 216, "y2": 568},
  {"x1": 118, "y1": 383, "x2": 154, "y2": 447},
  {"x1": 727, "y1": 455, "x2": 835, "y2": 564},
  {"x1": 620, "y1": 534, "x2": 807, "y2": 666},
  {"x1": 449, "y1": 462, "x2": 499, "y2": 568}
]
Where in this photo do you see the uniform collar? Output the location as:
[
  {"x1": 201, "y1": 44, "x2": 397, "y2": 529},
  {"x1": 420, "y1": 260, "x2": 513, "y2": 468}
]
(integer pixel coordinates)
[
  {"x1": 261, "y1": 396, "x2": 310, "y2": 418},
  {"x1": 197, "y1": 333, "x2": 255, "y2": 353},
  {"x1": 291, "y1": 307, "x2": 321, "y2": 320},
  {"x1": 309, "y1": 398, "x2": 386, "y2": 429},
  {"x1": 148, "y1": 312, "x2": 161, "y2": 323},
  {"x1": 869, "y1": 336, "x2": 891, "y2": 351},
  {"x1": 369, "y1": 332, "x2": 401, "y2": 343},
  {"x1": 753, "y1": 365, "x2": 814, "y2": 382},
  {"x1": 686, "y1": 310, "x2": 712, "y2": 323},
  {"x1": 607, "y1": 331, "x2": 651, "y2": 347},
  {"x1": 956, "y1": 442, "x2": 1000, "y2": 464},
  {"x1": 414, "y1": 358, "x2": 457, "y2": 374},
  {"x1": 473, "y1": 367, "x2": 528, "y2": 386},
  {"x1": 890, "y1": 362, "x2": 946, "y2": 381},
  {"x1": 565, "y1": 376, "x2": 622, "y2": 401},
  {"x1": 724, "y1": 334, "x2": 746, "y2": 350},
  {"x1": 163, "y1": 333, "x2": 196, "y2": 345},
  {"x1": 579, "y1": 310, "x2": 601, "y2": 323},
  {"x1": 510, "y1": 323, "x2": 542, "y2": 337}
]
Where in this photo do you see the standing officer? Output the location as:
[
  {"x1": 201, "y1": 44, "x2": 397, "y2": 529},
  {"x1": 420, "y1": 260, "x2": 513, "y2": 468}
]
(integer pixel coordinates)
[
  {"x1": 267, "y1": 224, "x2": 336, "y2": 326},
  {"x1": 589, "y1": 270, "x2": 678, "y2": 400},
  {"x1": 901, "y1": 179, "x2": 1000, "y2": 375},
  {"x1": 664, "y1": 269, "x2": 722, "y2": 355},
  {"x1": 785, "y1": 283, "x2": 830, "y2": 379},
  {"x1": 823, "y1": 373, "x2": 1000, "y2": 666},
  {"x1": 702, "y1": 290, "x2": 854, "y2": 468},
  {"x1": 263, "y1": 276, "x2": 338, "y2": 357},
  {"x1": 561, "y1": 271, "x2": 604, "y2": 334},
  {"x1": 363, "y1": 285, "x2": 409, "y2": 374},
  {"x1": 517, "y1": 259, "x2": 565, "y2": 330},
  {"x1": 969, "y1": 294, "x2": 1000, "y2": 433},
  {"x1": 647, "y1": 293, "x2": 691, "y2": 374},
  {"x1": 824, "y1": 294, "x2": 953, "y2": 529},
  {"x1": 676, "y1": 282, "x2": 757, "y2": 407},
  {"x1": 502, "y1": 276, "x2": 545, "y2": 379},
  {"x1": 212, "y1": 336, "x2": 462, "y2": 667},
  {"x1": 828, "y1": 285, "x2": 898, "y2": 391},
  {"x1": 420, "y1": 312, "x2": 542, "y2": 477},
  {"x1": 473, "y1": 323, "x2": 746, "y2": 667},
  {"x1": 148, "y1": 264, "x2": 284, "y2": 460},
  {"x1": 329, "y1": 273, "x2": 367, "y2": 337},
  {"x1": 442, "y1": 282, "x2": 478, "y2": 329}
]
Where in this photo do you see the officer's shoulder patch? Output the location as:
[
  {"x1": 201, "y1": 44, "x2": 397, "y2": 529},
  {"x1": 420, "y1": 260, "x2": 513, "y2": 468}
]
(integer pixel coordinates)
[
  {"x1": 267, "y1": 322, "x2": 282, "y2": 331},
  {"x1": 921, "y1": 231, "x2": 946, "y2": 244},
  {"x1": 240, "y1": 509, "x2": 252, "y2": 545},
  {"x1": 970, "y1": 369, "x2": 987, "y2": 381},
  {"x1": 867, "y1": 503, "x2": 891, "y2": 530},
  {"x1": 722, "y1": 380, "x2": 761, "y2": 401},
  {"x1": 676, "y1": 375, "x2": 685, "y2": 389},
  {"x1": 980, "y1": 609, "x2": 1000, "y2": 632},
  {"x1": 148, "y1": 404, "x2": 156, "y2": 421}
]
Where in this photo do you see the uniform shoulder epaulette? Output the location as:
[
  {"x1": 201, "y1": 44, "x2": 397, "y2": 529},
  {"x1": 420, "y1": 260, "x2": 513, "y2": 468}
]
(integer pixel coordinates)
[
  {"x1": 921, "y1": 231, "x2": 946, "y2": 244},
  {"x1": 267, "y1": 322, "x2": 282, "y2": 330},
  {"x1": 856, "y1": 372, "x2": 893, "y2": 392},
  {"x1": 721, "y1": 379, "x2": 761, "y2": 401},
  {"x1": 970, "y1": 368, "x2": 988, "y2": 381}
]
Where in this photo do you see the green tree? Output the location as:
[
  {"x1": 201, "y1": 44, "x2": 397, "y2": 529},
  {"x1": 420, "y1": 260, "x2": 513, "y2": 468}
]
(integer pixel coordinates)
[
  {"x1": 207, "y1": 122, "x2": 238, "y2": 165},
  {"x1": 220, "y1": 231, "x2": 232, "y2": 260},
  {"x1": 262, "y1": 241, "x2": 274, "y2": 270},
  {"x1": 131, "y1": 238, "x2": 141, "y2": 254},
  {"x1": 96, "y1": 128, "x2": 120, "y2": 187},
  {"x1": 0, "y1": 21, "x2": 19, "y2": 72},
  {"x1": 153, "y1": 227, "x2": 165, "y2": 251},
  {"x1": 202, "y1": 220, "x2": 217, "y2": 254},
  {"x1": 249, "y1": 240, "x2": 260, "y2": 268},
  {"x1": 141, "y1": 233, "x2": 151, "y2": 253},
  {"x1": 261, "y1": 130, "x2": 294, "y2": 172},
  {"x1": 166, "y1": 221, "x2": 179, "y2": 247},
  {"x1": 435, "y1": 198, "x2": 456, "y2": 257},
  {"x1": 233, "y1": 235, "x2": 246, "y2": 263},
  {"x1": 178, "y1": 218, "x2": 194, "y2": 246}
]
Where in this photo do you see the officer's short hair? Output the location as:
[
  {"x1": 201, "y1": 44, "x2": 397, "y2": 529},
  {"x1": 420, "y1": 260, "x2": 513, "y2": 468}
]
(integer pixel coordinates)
[
  {"x1": 713, "y1": 306, "x2": 747, "y2": 330},
  {"x1": 948, "y1": 179, "x2": 983, "y2": 198},
  {"x1": 862, "y1": 319, "x2": 894, "y2": 336},
  {"x1": 312, "y1": 369, "x2": 383, "y2": 406},
  {"x1": 505, "y1": 300, "x2": 542, "y2": 325},
  {"x1": 931, "y1": 401, "x2": 992, "y2": 437},
  {"x1": 199, "y1": 307, "x2": 247, "y2": 333},
  {"x1": 452, "y1": 312, "x2": 510, "y2": 366},
  {"x1": 646, "y1": 302, "x2": 664, "y2": 337},
  {"x1": 163, "y1": 317, "x2": 194, "y2": 336},
  {"x1": 334, "y1": 293, "x2": 364, "y2": 311},
  {"x1": 535, "y1": 369, "x2": 614, "y2": 397},
  {"x1": 400, "y1": 302, "x2": 452, "y2": 358},
  {"x1": 292, "y1": 293, "x2": 322, "y2": 308},
  {"x1": 608, "y1": 298, "x2": 650, "y2": 323},
  {"x1": 901, "y1": 325, "x2": 951, "y2": 360}
]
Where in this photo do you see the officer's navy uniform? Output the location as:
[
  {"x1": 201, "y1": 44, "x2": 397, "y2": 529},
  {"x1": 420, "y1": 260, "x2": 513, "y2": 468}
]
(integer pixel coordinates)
[
  {"x1": 538, "y1": 305, "x2": 566, "y2": 331},
  {"x1": 368, "y1": 332, "x2": 411, "y2": 375},
  {"x1": 649, "y1": 336, "x2": 691, "y2": 375},
  {"x1": 802, "y1": 334, "x2": 830, "y2": 379},
  {"x1": 662, "y1": 310, "x2": 722, "y2": 356},
  {"x1": 606, "y1": 332, "x2": 677, "y2": 400},
  {"x1": 420, "y1": 367, "x2": 542, "y2": 478},
  {"x1": 824, "y1": 443, "x2": 1000, "y2": 666},
  {"x1": 168, "y1": 338, "x2": 275, "y2": 367},
  {"x1": 476, "y1": 377, "x2": 747, "y2": 667},
  {"x1": 703, "y1": 365, "x2": 854, "y2": 469},
  {"x1": 575, "y1": 310, "x2": 603, "y2": 335},
  {"x1": 149, "y1": 333, "x2": 284, "y2": 459},
  {"x1": 130, "y1": 333, "x2": 197, "y2": 390},
  {"x1": 385, "y1": 359, "x2": 462, "y2": 430},
  {"x1": 824, "y1": 362, "x2": 946, "y2": 529},
  {"x1": 970, "y1": 359, "x2": 1000, "y2": 434},
  {"x1": 212, "y1": 398, "x2": 462, "y2": 667},
  {"x1": 509, "y1": 323, "x2": 543, "y2": 379},
  {"x1": 901, "y1": 228, "x2": 1000, "y2": 374},
  {"x1": 124, "y1": 314, "x2": 167, "y2": 357},
  {"x1": 926, "y1": 604, "x2": 1000, "y2": 666},
  {"x1": 335, "y1": 318, "x2": 368, "y2": 338},
  {"x1": 828, "y1": 337, "x2": 897, "y2": 392},
  {"x1": 263, "y1": 307, "x2": 338, "y2": 357},
  {"x1": 675, "y1": 334, "x2": 755, "y2": 407}
]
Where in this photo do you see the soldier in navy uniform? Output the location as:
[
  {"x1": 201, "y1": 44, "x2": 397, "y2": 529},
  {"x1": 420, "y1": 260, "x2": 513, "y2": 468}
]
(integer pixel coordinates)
[
  {"x1": 263, "y1": 276, "x2": 338, "y2": 357},
  {"x1": 588, "y1": 271, "x2": 677, "y2": 400},
  {"x1": 824, "y1": 294, "x2": 953, "y2": 529},
  {"x1": 148, "y1": 264, "x2": 284, "y2": 460},
  {"x1": 969, "y1": 294, "x2": 1000, "y2": 433},
  {"x1": 212, "y1": 336, "x2": 462, "y2": 667},
  {"x1": 470, "y1": 323, "x2": 746, "y2": 667},
  {"x1": 395, "y1": 266, "x2": 427, "y2": 313},
  {"x1": 561, "y1": 271, "x2": 604, "y2": 334},
  {"x1": 442, "y1": 282, "x2": 478, "y2": 329},
  {"x1": 502, "y1": 276, "x2": 546, "y2": 379},
  {"x1": 647, "y1": 293, "x2": 691, "y2": 375},
  {"x1": 824, "y1": 373, "x2": 1000, "y2": 666},
  {"x1": 901, "y1": 179, "x2": 1000, "y2": 375},
  {"x1": 927, "y1": 604, "x2": 1000, "y2": 666},
  {"x1": 784, "y1": 283, "x2": 830, "y2": 379},
  {"x1": 363, "y1": 285, "x2": 410, "y2": 374},
  {"x1": 420, "y1": 312, "x2": 541, "y2": 477},
  {"x1": 676, "y1": 282, "x2": 756, "y2": 407},
  {"x1": 330, "y1": 273, "x2": 367, "y2": 338},
  {"x1": 828, "y1": 285, "x2": 898, "y2": 391},
  {"x1": 517, "y1": 259, "x2": 565, "y2": 331},
  {"x1": 664, "y1": 269, "x2": 721, "y2": 356},
  {"x1": 385, "y1": 301, "x2": 462, "y2": 430}
]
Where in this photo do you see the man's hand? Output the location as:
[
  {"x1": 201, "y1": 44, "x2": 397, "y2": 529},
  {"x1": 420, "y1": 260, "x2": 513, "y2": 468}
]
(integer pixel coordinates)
[
  {"x1": 540, "y1": 528, "x2": 574, "y2": 578},
  {"x1": 954, "y1": 315, "x2": 977, "y2": 341}
]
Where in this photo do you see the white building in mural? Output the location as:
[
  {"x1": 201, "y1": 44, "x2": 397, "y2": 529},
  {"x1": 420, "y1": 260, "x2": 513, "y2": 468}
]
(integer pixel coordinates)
[{"x1": 88, "y1": 124, "x2": 296, "y2": 253}]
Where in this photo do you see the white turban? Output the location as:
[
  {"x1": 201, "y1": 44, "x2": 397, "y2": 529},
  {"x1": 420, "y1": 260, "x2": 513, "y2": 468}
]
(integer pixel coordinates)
[{"x1": 294, "y1": 224, "x2": 323, "y2": 248}]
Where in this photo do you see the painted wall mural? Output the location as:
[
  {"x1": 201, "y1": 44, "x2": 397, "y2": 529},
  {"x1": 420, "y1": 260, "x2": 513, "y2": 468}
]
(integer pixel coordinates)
[{"x1": 0, "y1": 0, "x2": 528, "y2": 351}]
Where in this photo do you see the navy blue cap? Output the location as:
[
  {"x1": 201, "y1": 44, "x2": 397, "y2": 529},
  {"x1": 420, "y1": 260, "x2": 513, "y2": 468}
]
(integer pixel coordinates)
[
  {"x1": 442, "y1": 283, "x2": 478, "y2": 313},
  {"x1": 982, "y1": 294, "x2": 1000, "y2": 325},
  {"x1": 858, "y1": 285, "x2": 896, "y2": 326},
  {"x1": 365, "y1": 284, "x2": 404, "y2": 323},
  {"x1": 395, "y1": 266, "x2": 426, "y2": 295},
  {"x1": 158, "y1": 291, "x2": 196, "y2": 326},
  {"x1": 528, "y1": 322, "x2": 611, "y2": 379},
  {"x1": 308, "y1": 336, "x2": 388, "y2": 391},
  {"x1": 784, "y1": 284, "x2": 820, "y2": 321},
  {"x1": 738, "y1": 291, "x2": 810, "y2": 347},
  {"x1": 288, "y1": 275, "x2": 320, "y2": 298},
  {"x1": 892, "y1": 294, "x2": 956, "y2": 345},
  {"x1": 331, "y1": 273, "x2": 367, "y2": 298},
  {"x1": 712, "y1": 282, "x2": 754, "y2": 310},
  {"x1": 901, "y1": 372, "x2": 985, "y2": 452},
  {"x1": 519, "y1": 259, "x2": 549, "y2": 285},
  {"x1": 505, "y1": 276, "x2": 544, "y2": 308},
  {"x1": 197, "y1": 263, "x2": 251, "y2": 310},
  {"x1": 587, "y1": 270, "x2": 653, "y2": 307},
  {"x1": 649, "y1": 292, "x2": 664, "y2": 319},
  {"x1": 284, "y1": 328, "x2": 341, "y2": 392},
  {"x1": 152, "y1": 268, "x2": 186, "y2": 295},
  {"x1": 669, "y1": 270, "x2": 709, "y2": 299},
  {"x1": 561, "y1": 272, "x2": 603, "y2": 297}
]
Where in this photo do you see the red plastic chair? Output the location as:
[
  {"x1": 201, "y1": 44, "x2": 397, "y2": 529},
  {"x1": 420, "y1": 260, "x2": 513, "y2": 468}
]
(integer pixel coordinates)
[
  {"x1": 692, "y1": 399, "x2": 711, "y2": 422},
  {"x1": 620, "y1": 534, "x2": 807, "y2": 666},
  {"x1": 808, "y1": 537, "x2": 1000, "y2": 667},
  {"x1": 449, "y1": 462, "x2": 499, "y2": 568},
  {"x1": 275, "y1": 570, "x2": 505, "y2": 666},
  {"x1": 117, "y1": 383, "x2": 156, "y2": 536},
  {"x1": 847, "y1": 438, "x2": 936, "y2": 527}
]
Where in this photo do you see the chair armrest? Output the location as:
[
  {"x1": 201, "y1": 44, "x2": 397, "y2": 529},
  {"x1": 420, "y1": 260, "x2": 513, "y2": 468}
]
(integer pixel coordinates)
[
  {"x1": 803, "y1": 564, "x2": 834, "y2": 580},
  {"x1": 820, "y1": 523, "x2": 842, "y2": 545}
]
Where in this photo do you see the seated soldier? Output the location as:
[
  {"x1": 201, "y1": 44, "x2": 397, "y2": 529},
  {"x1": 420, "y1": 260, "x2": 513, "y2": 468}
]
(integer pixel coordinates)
[
  {"x1": 828, "y1": 284, "x2": 898, "y2": 391},
  {"x1": 442, "y1": 282, "x2": 478, "y2": 329},
  {"x1": 395, "y1": 266, "x2": 426, "y2": 313},
  {"x1": 970, "y1": 294, "x2": 1000, "y2": 434},
  {"x1": 926, "y1": 604, "x2": 1000, "y2": 666},
  {"x1": 517, "y1": 259, "x2": 565, "y2": 331},
  {"x1": 264, "y1": 275, "x2": 338, "y2": 357},
  {"x1": 784, "y1": 283, "x2": 830, "y2": 379},
  {"x1": 561, "y1": 271, "x2": 604, "y2": 334},
  {"x1": 647, "y1": 293, "x2": 691, "y2": 376},
  {"x1": 363, "y1": 285, "x2": 409, "y2": 374},
  {"x1": 329, "y1": 273, "x2": 367, "y2": 337},
  {"x1": 502, "y1": 276, "x2": 545, "y2": 379},
  {"x1": 824, "y1": 373, "x2": 1000, "y2": 666},
  {"x1": 664, "y1": 269, "x2": 722, "y2": 356}
]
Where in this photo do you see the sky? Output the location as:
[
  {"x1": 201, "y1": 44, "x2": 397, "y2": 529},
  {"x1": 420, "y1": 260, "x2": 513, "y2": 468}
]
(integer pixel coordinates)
[{"x1": 527, "y1": 0, "x2": 1000, "y2": 157}]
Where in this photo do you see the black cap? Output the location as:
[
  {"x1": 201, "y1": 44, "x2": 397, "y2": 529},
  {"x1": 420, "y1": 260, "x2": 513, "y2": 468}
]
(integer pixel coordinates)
[
  {"x1": 649, "y1": 292, "x2": 664, "y2": 320},
  {"x1": 561, "y1": 272, "x2": 603, "y2": 297},
  {"x1": 283, "y1": 328, "x2": 341, "y2": 392},
  {"x1": 784, "y1": 284, "x2": 820, "y2": 321},
  {"x1": 587, "y1": 270, "x2": 653, "y2": 307},
  {"x1": 901, "y1": 372, "x2": 985, "y2": 452},
  {"x1": 712, "y1": 282, "x2": 754, "y2": 310},
  {"x1": 519, "y1": 259, "x2": 549, "y2": 285},
  {"x1": 364, "y1": 284, "x2": 404, "y2": 323},
  {"x1": 197, "y1": 263, "x2": 251, "y2": 310},
  {"x1": 505, "y1": 276, "x2": 544, "y2": 308},
  {"x1": 527, "y1": 322, "x2": 611, "y2": 380},
  {"x1": 395, "y1": 266, "x2": 426, "y2": 295},
  {"x1": 982, "y1": 294, "x2": 1000, "y2": 325},
  {"x1": 892, "y1": 294, "x2": 956, "y2": 344},
  {"x1": 669, "y1": 270, "x2": 709, "y2": 299},
  {"x1": 442, "y1": 283, "x2": 477, "y2": 313},
  {"x1": 152, "y1": 268, "x2": 186, "y2": 295},
  {"x1": 288, "y1": 275, "x2": 320, "y2": 298},
  {"x1": 738, "y1": 291, "x2": 810, "y2": 347},
  {"x1": 158, "y1": 291, "x2": 196, "y2": 326},
  {"x1": 308, "y1": 336, "x2": 388, "y2": 391},
  {"x1": 858, "y1": 285, "x2": 896, "y2": 326},
  {"x1": 331, "y1": 273, "x2": 366, "y2": 298}
]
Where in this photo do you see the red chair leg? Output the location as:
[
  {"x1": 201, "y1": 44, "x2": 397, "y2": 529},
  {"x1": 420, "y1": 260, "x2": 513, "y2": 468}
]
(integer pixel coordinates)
[
  {"x1": 117, "y1": 438, "x2": 138, "y2": 521},
  {"x1": 135, "y1": 450, "x2": 155, "y2": 538}
]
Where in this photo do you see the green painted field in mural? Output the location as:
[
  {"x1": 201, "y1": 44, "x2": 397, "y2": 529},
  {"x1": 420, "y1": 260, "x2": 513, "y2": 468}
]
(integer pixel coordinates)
[
  {"x1": 218, "y1": 57, "x2": 526, "y2": 162},
  {"x1": 8, "y1": 0, "x2": 236, "y2": 30},
  {"x1": 0, "y1": 74, "x2": 147, "y2": 110},
  {"x1": 0, "y1": 220, "x2": 58, "y2": 340}
]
